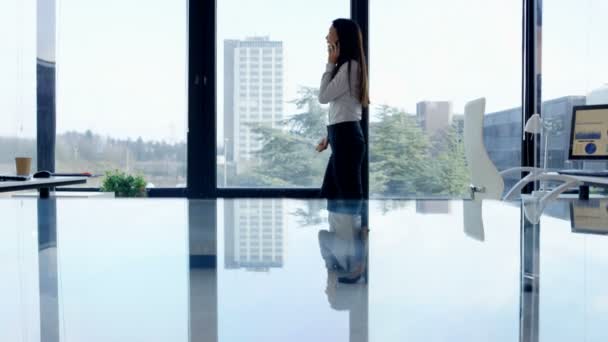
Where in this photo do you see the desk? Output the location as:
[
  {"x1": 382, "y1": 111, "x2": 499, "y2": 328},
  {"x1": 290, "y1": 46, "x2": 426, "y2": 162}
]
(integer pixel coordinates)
[
  {"x1": 4, "y1": 199, "x2": 608, "y2": 340},
  {"x1": 0, "y1": 177, "x2": 87, "y2": 198}
]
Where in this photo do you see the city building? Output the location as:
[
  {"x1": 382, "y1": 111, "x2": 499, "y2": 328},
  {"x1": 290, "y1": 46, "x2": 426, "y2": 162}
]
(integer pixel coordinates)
[
  {"x1": 483, "y1": 106, "x2": 522, "y2": 172},
  {"x1": 224, "y1": 37, "x2": 284, "y2": 174},
  {"x1": 482, "y1": 96, "x2": 587, "y2": 192},
  {"x1": 483, "y1": 96, "x2": 588, "y2": 171}
]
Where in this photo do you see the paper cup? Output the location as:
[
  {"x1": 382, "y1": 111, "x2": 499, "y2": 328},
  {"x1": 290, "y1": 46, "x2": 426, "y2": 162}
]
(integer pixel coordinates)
[{"x1": 15, "y1": 157, "x2": 32, "y2": 176}]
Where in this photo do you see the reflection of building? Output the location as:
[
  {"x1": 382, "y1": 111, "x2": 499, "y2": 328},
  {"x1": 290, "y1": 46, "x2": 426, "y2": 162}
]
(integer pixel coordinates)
[
  {"x1": 415, "y1": 200, "x2": 451, "y2": 214},
  {"x1": 416, "y1": 101, "x2": 453, "y2": 136},
  {"x1": 224, "y1": 37, "x2": 284, "y2": 173},
  {"x1": 224, "y1": 199, "x2": 285, "y2": 271}
]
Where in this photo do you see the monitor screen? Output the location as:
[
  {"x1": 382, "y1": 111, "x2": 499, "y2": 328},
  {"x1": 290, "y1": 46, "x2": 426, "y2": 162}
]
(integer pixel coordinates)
[
  {"x1": 570, "y1": 199, "x2": 608, "y2": 235},
  {"x1": 569, "y1": 105, "x2": 608, "y2": 159}
]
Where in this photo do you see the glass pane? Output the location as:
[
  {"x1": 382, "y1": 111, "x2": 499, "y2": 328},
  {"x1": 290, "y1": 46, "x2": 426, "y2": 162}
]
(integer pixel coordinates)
[
  {"x1": 217, "y1": 1, "x2": 349, "y2": 188},
  {"x1": 542, "y1": 0, "x2": 608, "y2": 173},
  {"x1": 370, "y1": 0, "x2": 522, "y2": 198},
  {"x1": 57, "y1": 200, "x2": 189, "y2": 340},
  {"x1": 218, "y1": 199, "x2": 353, "y2": 340},
  {"x1": 539, "y1": 199, "x2": 608, "y2": 341},
  {"x1": 370, "y1": 200, "x2": 520, "y2": 341},
  {"x1": 56, "y1": 1, "x2": 188, "y2": 188},
  {"x1": 0, "y1": 200, "x2": 39, "y2": 340},
  {"x1": 0, "y1": 0, "x2": 37, "y2": 176}
]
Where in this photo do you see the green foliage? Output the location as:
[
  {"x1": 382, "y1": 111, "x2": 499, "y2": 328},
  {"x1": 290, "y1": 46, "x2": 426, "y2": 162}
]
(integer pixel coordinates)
[
  {"x1": 245, "y1": 86, "x2": 330, "y2": 187},
  {"x1": 369, "y1": 105, "x2": 433, "y2": 196},
  {"x1": 427, "y1": 123, "x2": 470, "y2": 196},
  {"x1": 236, "y1": 89, "x2": 470, "y2": 198},
  {"x1": 100, "y1": 170, "x2": 147, "y2": 197}
]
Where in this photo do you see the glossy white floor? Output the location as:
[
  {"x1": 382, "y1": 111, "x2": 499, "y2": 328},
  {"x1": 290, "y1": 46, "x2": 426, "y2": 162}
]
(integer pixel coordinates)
[{"x1": 1, "y1": 198, "x2": 607, "y2": 341}]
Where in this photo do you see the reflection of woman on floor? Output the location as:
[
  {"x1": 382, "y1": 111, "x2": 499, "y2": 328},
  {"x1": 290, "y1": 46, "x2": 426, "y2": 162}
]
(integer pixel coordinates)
[
  {"x1": 318, "y1": 200, "x2": 368, "y2": 284},
  {"x1": 320, "y1": 200, "x2": 369, "y2": 341}
]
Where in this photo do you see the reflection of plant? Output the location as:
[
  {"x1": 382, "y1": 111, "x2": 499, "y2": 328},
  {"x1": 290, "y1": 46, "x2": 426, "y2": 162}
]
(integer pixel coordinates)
[
  {"x1": 375, "y1": 200, "x2": 412, "y2": 215},
  {"x1": 370, "y1": 105, "x2": 433, "y2": 195},
  {"x1": 100, "y1": 170, "x2": 147, "y2": 197},
  {"x1": 292, "y1": 200, "x2": 327, "y2": 227}
]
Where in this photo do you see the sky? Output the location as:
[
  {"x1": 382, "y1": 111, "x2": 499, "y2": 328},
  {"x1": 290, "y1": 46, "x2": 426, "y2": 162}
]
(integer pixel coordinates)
[{"x1": 1, "y1": 0, "x2": 607, "y2": 143}]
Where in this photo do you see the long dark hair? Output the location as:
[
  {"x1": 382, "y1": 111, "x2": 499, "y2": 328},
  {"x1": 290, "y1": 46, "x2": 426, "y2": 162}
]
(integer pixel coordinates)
[{"x1": 331, "y1": 18, "x2": 369, "y2": 107}]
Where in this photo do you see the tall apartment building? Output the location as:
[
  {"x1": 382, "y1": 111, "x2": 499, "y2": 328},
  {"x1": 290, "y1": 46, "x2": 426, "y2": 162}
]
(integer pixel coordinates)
[
  {"x1": 224, "y1": 37, "x2": 284, "y2": 172},
  {"x1": 224, "y1": 199, "x2": 285, "y2": 271}
]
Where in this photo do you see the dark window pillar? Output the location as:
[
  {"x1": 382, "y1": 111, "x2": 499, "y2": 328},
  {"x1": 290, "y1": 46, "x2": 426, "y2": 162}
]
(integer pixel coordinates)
[
  {"x1": 37, "y1": 0, "x2": 56, "y2": 172},
  {"x1": 187, "y1": 0, "x2": 216, "y2": 198},
  {"x1": 352, "y1": 0, "x2": 369, "y2": 198},
  {"x1": 522, "y1": 0, "x2": 542, "y2": 193}
]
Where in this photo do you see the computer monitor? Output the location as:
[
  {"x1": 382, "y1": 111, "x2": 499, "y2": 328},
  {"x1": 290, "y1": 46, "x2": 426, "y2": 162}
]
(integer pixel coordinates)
[{"x1": 569, "y1": 104, "x2": 608, "y2": 160}]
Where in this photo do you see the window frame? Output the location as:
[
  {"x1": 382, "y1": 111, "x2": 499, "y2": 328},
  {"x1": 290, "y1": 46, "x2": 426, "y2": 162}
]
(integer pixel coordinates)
[{"x1": 42, "y1": 0, "x2": 537, "y2": 199}]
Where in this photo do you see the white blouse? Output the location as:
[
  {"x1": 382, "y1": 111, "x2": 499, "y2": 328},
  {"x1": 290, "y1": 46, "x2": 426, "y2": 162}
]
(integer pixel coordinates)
[{"x1": 319, "y1": 60, "x2": 362, "y2": 125}]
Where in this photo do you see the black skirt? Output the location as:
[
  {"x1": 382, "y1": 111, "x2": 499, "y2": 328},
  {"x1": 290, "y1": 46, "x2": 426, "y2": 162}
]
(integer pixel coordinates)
[{"x1": 320, "y1": 121, "x2": 365, "y2": 199}]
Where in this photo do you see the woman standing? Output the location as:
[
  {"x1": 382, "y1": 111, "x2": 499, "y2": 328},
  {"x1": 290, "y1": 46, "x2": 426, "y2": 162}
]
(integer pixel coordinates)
[{"x1": 316, "y1": 18, "x2": 369, "y2": 199}]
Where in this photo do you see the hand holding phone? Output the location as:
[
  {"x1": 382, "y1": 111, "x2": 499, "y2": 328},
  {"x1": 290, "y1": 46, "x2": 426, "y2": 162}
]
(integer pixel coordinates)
[{"x1": 327, "y1": 41, "x2": 339, "y2": 64}]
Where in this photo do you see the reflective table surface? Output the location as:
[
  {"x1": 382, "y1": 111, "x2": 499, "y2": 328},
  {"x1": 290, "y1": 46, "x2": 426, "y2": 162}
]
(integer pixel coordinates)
[{"x1": 1, "y1": 198, "x2": 607, "y2": 341}]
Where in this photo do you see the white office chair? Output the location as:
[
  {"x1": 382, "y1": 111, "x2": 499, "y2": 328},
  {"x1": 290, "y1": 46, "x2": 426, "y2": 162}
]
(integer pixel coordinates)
[
  {"x1": 462, "y1": 98, "x2": 497, "y2": 242},
  {"x1": 464, "y1": 98, "x2": 504, "y2": 200},
  {"x1": 463, "y1": 97, "x2": 552, "y2": 200}
]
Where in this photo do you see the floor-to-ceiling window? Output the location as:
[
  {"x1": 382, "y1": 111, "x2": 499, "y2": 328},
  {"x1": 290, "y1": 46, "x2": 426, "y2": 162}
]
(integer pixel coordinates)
[
  {"x1": 541, "y1": 0, "x2": 608, "y2": 171},
  {"x1": 216, "y1": 0, "x2": 349, "y2": 188},
  {"x1": 369, "y1": 0, "x2": 523, "y2": 198},
  {"x1": 16, "y1": 0, "x2": 537, "y2": 198},
  {"x1": 0, "y1": 0, "x2": 37, "y2": 175},
  {"x1": 55, "y1": 0, "x2": 188, "y2": 188}
]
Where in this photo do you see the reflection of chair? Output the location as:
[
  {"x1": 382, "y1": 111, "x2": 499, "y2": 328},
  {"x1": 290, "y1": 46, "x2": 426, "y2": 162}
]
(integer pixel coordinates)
[{"x1": 463, "y1": 200, "x2": 485, "y2": 241}]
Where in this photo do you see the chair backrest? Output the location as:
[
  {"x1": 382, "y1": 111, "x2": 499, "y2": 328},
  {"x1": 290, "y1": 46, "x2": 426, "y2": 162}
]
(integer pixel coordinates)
[{"x1": 464, "y1": 98, "x2": 504, "y2": 200}]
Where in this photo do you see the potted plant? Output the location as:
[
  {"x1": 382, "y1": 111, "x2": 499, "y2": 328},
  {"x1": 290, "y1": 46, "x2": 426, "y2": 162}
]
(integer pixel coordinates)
[{"x1": 100, "y1": 170, "x2": 147, "y2": 197}]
